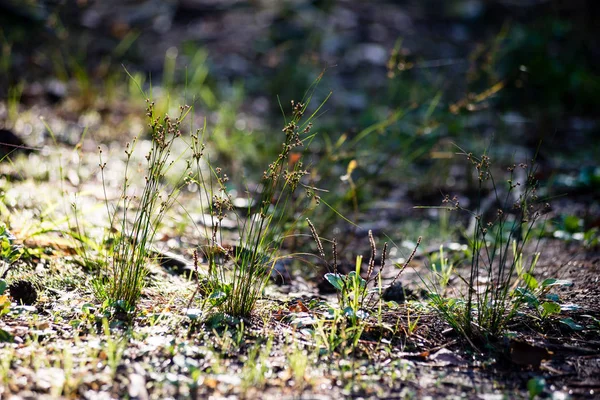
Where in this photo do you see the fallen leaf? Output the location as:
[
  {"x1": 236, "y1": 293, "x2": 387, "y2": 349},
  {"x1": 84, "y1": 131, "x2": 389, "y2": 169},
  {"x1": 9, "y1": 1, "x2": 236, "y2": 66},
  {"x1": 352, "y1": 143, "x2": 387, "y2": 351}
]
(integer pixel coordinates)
[
  {"x1": 289, "y1": 300, "x2": 309, "y2": 313},
  {"x1": 273, "y1": 309, "x2": 286, "y2": 321},
  {"x1": 23, "y1": 234, "x2": 78, "y2": 255},
  {"x1": 203, "y1": 377, "x2": 218, "y2": 389}
]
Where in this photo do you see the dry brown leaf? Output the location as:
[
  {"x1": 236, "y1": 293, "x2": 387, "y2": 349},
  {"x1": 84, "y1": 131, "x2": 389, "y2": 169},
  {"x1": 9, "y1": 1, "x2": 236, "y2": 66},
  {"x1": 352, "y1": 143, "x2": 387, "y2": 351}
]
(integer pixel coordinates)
[
  {"x1": 289, "y1": 300, "x2": 309, "y2": 313},
  {"x1": 22, "y1": 235, "x2": 78, "y2": 255}
]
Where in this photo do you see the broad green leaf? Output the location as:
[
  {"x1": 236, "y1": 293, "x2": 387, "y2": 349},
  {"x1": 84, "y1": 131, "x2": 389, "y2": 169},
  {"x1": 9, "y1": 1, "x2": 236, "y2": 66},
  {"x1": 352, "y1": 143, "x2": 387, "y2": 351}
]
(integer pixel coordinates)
[
  {"x1": 544, "y1": 293, "x2": 560, "y2": 302},
  {"x1": 514, "y1": 287, "x2": 539, "y2": 307},
  {"x1": 0, "y1": 328, "x2": 13, "y2": 343},
  {"x1": 560, "y1": 317, "x2": 584, "y2": 331},
  {"x1": 205, "y1": 312, "x2": 240, "y2": 329},
  {"x1": 208, "y1": 291, "x2": 228, "y2": 306},
  {"x1": 522, "y1": 273, "x2": 538, "y2": 290},
  {"x1": 209, "y1": 291, "x2": 227, "y2": 300},
  {"x1": 347, "y1": 271, "x2": 366, "y2": 290},
  {"x1": 324, "y1": 273, "x2": 345, "y2": 291},
  {"x1": 113, "y1": 300, "x2": 134, "y2": 313},
  {"x1": 343, "y1": 307, "x2": 368, "y2": 320},
  {"x1": 541, "y1": 278, "x2": 573, "y2": 288},
  {"x1": 540, "y1": 302, "x2": 561, "y2": 318},
  {"x1": 0, "y1": 279, "x2": 6, "y2": 295},
  {"x1": 70, "y1": 320, "x2": 82, "y2": 328},
  {"x1": 343, "y1": 306, "x2": 356, "y2": 318}
]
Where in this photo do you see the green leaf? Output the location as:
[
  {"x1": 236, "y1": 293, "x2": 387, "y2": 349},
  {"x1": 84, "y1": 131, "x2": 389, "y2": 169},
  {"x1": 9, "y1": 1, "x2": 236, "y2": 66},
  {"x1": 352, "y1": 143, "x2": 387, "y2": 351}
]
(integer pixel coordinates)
[
  {"x1": 527, "y1": 377, "x2": 546, "y2": 399},
  {"x1": 522, "y1": 273, "x2": 538, "y2": 290},
  {"x1": 81, "y1": 303, "x2": 96, "y2": 313},
  {"x1": 347, "y1": 271, "x2": 366, "y2": 290},
  {"x1": 70, "y1": 320, "x2": 82, "y2": 328},
  {"x1": 113, "y1": 299, "x2": 134, "y2": 313},
  {"x1": 0, "y1": 328, "x2": 13, "y2": 343},
  {"x1": 541, "y1": 278, "x2": 573, "y2": 288},
  {"x1": 544, "y1": 293, "x2": 560, "y2": 302},
  {"x1": 0, "y1": 279, "x2": 6, "y2": 295},
  {"x1": 560, "y1": 317, "x2": 584, "y2": 331},
  {"x1": 208, "y1": 291, "x2": 228, "y2": 306},
  {"x1": 324, "y1": 273, "x2": 345, "y2": 291},
  {"x1": 205, "y1": 312, "x2": 240, "y2": 329},
  {"x1": 540, "y1": 302, "x2": 561, "y2": 318},
  {"x1": 515, "y1": 287, "x2": 539, "y2": 307},
  {"x1": 343, "y1": 306, "x2": 356, "y2": 318}
]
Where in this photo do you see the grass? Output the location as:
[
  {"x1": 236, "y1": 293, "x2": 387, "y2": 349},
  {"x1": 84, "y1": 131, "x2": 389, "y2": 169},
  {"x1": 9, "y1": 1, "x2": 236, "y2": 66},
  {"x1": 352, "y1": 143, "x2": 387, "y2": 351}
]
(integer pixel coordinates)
[
  {"x1": 428, "y1": 245, "x2": 454, "y2": 294},
  {"x1": 93, "y1": 102, "x2": 193, "y2": 312},
  {"x1": 186, "y1": 85, "x2": 330, "y2": 318},
  {"x1": 423, "y1": 148, "x2": 551, "y2": 345},
  {"x1": 316, "y1": 223, "x2": 421, "y2": 330},
  {"x1": 240, "y1": 336, "x2": 273, "y2": 391},
  {"x1": 37, "y1": 70, "x2": 331, "y2": 320}
]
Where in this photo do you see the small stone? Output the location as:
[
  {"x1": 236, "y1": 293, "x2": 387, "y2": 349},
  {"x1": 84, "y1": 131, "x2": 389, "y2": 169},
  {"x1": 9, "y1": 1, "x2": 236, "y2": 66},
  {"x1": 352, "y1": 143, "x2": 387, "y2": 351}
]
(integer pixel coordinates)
[
  {"x1": 128, "y1": 373, "x2": 149, "y2": 400},
  {"x1": 382, "y1": 281, "x2": 405, "y2": 303},
  {"x1": 270, "y1": 260, "x2": 291, "y2": 285}
]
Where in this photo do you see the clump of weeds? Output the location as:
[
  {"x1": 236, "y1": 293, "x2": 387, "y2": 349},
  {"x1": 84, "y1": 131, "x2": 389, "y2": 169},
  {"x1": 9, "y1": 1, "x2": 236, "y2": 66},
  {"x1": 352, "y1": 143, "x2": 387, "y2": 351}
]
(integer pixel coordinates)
[
  {"x1": 94, "y1": 101, "x2": 193, "y2": 314},
  {"x1": 306, "y1": 219, "x2": 422, "y2": 358},
  {"x1": 424, "y1": 147, "x2": 552, "y2": 346},
  {"x1": 187, "y1": 87, "x2": 330, "y2": 318}
]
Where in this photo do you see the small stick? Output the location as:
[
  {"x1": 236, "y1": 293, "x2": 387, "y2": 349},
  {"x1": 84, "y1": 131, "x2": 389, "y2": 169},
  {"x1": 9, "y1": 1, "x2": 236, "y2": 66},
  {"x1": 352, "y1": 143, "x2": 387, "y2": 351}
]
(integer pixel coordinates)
[
  {"x1": 380, "y1": 242, "x2": 388, "y2": 273},
  {"x1": 389, "y1": 236, "x2": 422, "y2": 287},
  {"x1": 332, "y1": 238, "x2": 338, "y2": 275},
  {"x1": 306, "y1": 218, "x2": 325, "y2": 259},
  {"x1": 366, "y1": 230, "x2": 376, "y2": 281}
]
